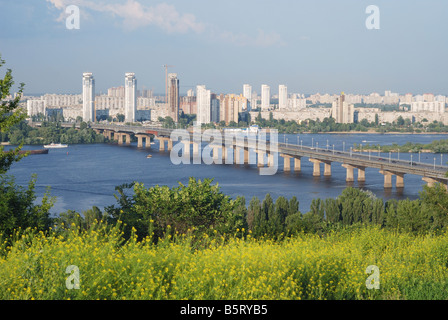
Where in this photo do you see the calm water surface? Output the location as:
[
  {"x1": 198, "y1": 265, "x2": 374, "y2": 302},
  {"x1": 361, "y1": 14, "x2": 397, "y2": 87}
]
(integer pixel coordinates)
[{"x1": 7, "y1": 133, "x2": 448, "y2": 215}]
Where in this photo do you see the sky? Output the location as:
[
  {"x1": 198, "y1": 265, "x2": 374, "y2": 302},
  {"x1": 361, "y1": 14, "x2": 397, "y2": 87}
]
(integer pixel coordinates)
[{"x1": 0, "y1": 0, "x2": 447, "y2": 96}]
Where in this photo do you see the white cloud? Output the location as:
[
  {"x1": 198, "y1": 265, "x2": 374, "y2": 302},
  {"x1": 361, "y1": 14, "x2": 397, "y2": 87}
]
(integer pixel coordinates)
[
  {"x1": 46, "y1": 0, "x2": 205, "y2": 34},
  {"x1": 45, "y1": 0, "x2": 286, "y2": 47}
]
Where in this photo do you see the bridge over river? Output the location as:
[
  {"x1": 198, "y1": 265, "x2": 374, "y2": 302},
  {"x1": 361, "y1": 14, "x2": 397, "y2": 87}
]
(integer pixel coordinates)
[{"x1": 56, "y1": 122, "x2": 448, "y2": 189}]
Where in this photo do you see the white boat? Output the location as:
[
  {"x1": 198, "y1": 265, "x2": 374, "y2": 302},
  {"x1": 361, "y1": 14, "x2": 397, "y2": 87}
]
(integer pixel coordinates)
[
  {"x1": 44, "y1": 143, "x2": 68, "y2": 149},
  {"x1": 249, "y1": 125, "x2": 259, "y2": 134},
  {"x1": 224, "y1": 125, "x2": 259, "y2": 135}
]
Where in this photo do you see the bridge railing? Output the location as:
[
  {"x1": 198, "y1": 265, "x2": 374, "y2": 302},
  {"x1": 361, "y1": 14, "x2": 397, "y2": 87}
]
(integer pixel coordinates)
[{"x1": 86, "y1": 123, "x2": 448, "y2": 177}]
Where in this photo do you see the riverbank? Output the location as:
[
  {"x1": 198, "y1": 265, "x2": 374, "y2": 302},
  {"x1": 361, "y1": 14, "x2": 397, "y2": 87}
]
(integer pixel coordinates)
[
  {"x1": 312, "y1": 131, "x2": 448, "y2": 135},
  {"x1": 353, "y1": 149, "x2": 433, "y2": 153}
]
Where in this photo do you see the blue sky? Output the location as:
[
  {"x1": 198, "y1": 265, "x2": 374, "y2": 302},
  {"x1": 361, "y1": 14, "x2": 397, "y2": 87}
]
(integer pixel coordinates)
[{"x1": 0, "y1": 0, "x2": 447, "y2": 96}]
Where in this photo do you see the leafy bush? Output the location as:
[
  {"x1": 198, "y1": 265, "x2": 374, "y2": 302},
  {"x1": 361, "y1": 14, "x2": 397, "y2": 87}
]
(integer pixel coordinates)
[
  {"x1": 104, "y1": 178, "x2": 247, "y2": 242},
  {"x1": 0, "y1": 174, "x2": 54, "y2": 238}
]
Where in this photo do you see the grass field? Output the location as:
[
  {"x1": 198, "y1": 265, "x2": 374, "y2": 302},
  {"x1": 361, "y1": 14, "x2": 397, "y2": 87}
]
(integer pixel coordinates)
[{"x1": 1, "y1": 225, "x2": 448, "y2": 300}]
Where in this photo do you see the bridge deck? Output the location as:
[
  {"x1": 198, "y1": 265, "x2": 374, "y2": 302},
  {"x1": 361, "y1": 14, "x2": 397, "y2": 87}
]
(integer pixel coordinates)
[{"x1": 56, "y1": 122, "x2": 448, "y2": 181}]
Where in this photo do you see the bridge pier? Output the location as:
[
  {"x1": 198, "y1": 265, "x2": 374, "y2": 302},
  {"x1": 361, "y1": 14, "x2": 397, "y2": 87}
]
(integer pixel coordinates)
[
  {"x1": 103, "y1": 130, "x2": 110, "y2": 139},
  {"x1": 192, "y1": 142, "x2": 200, "y2": 155},
  {"x1": 119, "y1": 133, "x2": 131, "y2": 145},
  {"x1": 396, "y1": 173, "x2": 405, "y2": 188},
  {"x1": 309, "y1": 159, "x2": 321, "y2": 177},
  {"x1": 342, "y1": 164, "x2": 355, "y2": 182},
  {"x1": 383, "y1": 172, "x2": 393, "y2": 189},
  {"x1": 324, "y1": 162, "x2": 332, "y2": 177},
  {"x1": 294, "y1": 157, "x2": 301, "y2": 172},
  {"x1": 310, "y1": 159, "x2": 331, "y2": 177},
  {"x1": 422, "y1": 177, "x2": 448, "y2": 190},
  {"x1": 222, "y1": 146, "x2": 227, "y2": 162},
  {"x1": 257, "y1": 151, "x2": 265, "y2": 167},
  {"x1": 183, "y1": 141, "x2": 190, "y2": 157},
  {"x1": 267, "y1": 153, "x2": 275, "y2": 168},
  {"x1": 212, "y1": 146, "x2": 222, "y2": 164},
  {"x1": 158, "y1": 138, "x2": 165, "y2": 151},
  {"x1": 358, "y1": 167, "x2": 366, "y2": 183},
  {"x1": 280, "y1": 154, "x2": 291, "y2": 172},
  {"x1": 380, "y1": 170, "x2": 404, "y2": 189},
  {"x1": 423, "y1": 177, "x2": 437, "y2": 188},
  {"x1": 136, "y1": 134, "x2": 151, "y2": 149},
  {"x1": 342, "y1": 164, "x2": 367, "y2": 183},
  {"x1": 233, "y1": 147, "x2": 242, "y2": 164}
]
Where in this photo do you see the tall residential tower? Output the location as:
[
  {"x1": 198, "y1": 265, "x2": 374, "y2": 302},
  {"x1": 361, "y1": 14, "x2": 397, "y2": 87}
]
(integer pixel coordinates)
[
  {"x1": 167, "y1": 73, "x2": 180, "y2": 122},
  {"x1": 125, "y1": 73, "x2": 137, "y2": 123},
  {"x1": 261, "y1": 85, "x2": 270, "y2": 111},
  {"x1": 82, "y1": 72, "x2": 95, "y2": 122},
  {"x1": 332, "y1": 92, "x2": 354, "y2": 124},
  {"x1": 279, "y1": 85, "x2": 288, "y2": 110},
  {"x1": 196, "y1": 85, "x2": 211, "y2": 125},
  {"x1": 243, "y1": 84, "x2": 252, "y2": 111}
]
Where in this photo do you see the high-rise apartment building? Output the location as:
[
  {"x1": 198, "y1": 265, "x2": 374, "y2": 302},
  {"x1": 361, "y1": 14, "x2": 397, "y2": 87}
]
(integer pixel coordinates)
[
  {"x1": 125, "y1": 73, "x2": 137, "y2": 123},
  {"x1": 243, "y1": 84, "x2": 252, "y2": 111},
  {"x1": 218, "y1": 94, "x2": 247, "y2": 125},
  {"x1": 279, "y1": 85, "x2": 288, "y2": 110},
  {"x1": 82, "y1": 72, "x2": 95, "y2": 122},
  {"x1": 332, "y1": 93, "x2": 354, "y2": 124},
  {"x1": 26, "y1": 99, "x2": 46, "y2": 116},
  {"x1": 108, "y1": 86, "x2": 125, "y2": 97},
  {"x1": 261, "y1": 85, "x2": 270, "y2": 111},
  {"x1": 411, "y1": 101, "x2": 445, "y2": 113},
  {"x1": 197, "y1": 85, "x2": 211, "y2": 125},
  {"x1": 167, "y1": 73, "x2": 179, "y2": 122},
  {"x1": 180, "y1": 95, "x2": 197, "y2": 115},
  {"x1": 211, "y1": 96, "x2": 220, "y2": 123}
]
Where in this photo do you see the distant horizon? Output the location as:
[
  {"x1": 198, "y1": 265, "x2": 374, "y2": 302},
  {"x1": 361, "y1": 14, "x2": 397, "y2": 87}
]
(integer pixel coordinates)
[
  {"x1": 1, "y1": 1, "x2": 447, "y2": 95},
  {"x1": 20, "y1": 90, "x2": 448, "y2": 98}
]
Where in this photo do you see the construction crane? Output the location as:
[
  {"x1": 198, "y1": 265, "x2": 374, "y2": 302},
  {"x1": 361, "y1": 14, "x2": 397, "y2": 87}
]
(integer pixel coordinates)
[{"x1": 163, "y1": 65, "x2": 174, "y2": 103}]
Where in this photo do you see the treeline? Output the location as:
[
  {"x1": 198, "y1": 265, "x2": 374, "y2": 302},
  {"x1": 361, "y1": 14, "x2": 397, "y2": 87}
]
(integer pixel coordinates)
[
  {"x1": 354, "y1": 139, "x2": 448, "y2": 154},
  {"x1": 254, "y1": 115, "x2": 370, "y2": 134},
  {"x1": 0, "y1": 121, "x2": 106, "y2": 145},
  {"x1": 4, "y1": 176, "x2": 447, "y2": 249},
  {"x1": 252, "y1": 112, "x2": 448, "y2": 134},
  {"x1": 245, "y1": 184, "x2": 448, "y2": 237}
]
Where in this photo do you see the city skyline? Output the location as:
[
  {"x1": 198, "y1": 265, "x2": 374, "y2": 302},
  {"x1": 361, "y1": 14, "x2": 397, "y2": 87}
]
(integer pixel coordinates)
[{"x1": 1, "y1": 0, "x2": 447, "y2": 96}]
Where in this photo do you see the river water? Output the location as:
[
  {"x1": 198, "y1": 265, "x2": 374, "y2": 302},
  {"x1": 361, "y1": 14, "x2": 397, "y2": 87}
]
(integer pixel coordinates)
[{"x1": 6, "y1": 133, "x2": 448, "y2": 215}]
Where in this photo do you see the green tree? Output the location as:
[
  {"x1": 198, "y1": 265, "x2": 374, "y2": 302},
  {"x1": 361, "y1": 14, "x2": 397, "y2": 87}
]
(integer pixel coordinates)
[
  {"x1": 0, "y1": 54, "x2": 27, "y2": 174},
  {"x1": 275, "y1": 196, "x2": 289, "y2": 225},
  {"x1": 420, "y1": 183, "x2": 448, "y2": 231},
  {"x1": 288, "y1": 196, "x2": 300, "y2": 217},
  {"x1": 0, "y1": 175, "x2": 54, "y2": 237},
  {"x1": 79, "y1": 121, "x2": 88, "y2": 130},
  {"x1": 0, "y1": 55, "x2": 55, "y2": 238},
  {"x1": 105, "y1": 178, "x2": 242, "y2": 242},
  {"x1": 338, "y1": 188, "x2": 371, "y2": 226},
  {"x1": 247, "y1": 196, "x2": 261, "y2": 232},
  {"x1": 324, "y1": 198, "x2": 341, "y2": 225},
  {"x1": 395, "y1": 199, "x2": 430, "y2": 234},
  {"x1": 116, "y1": 114, "x2": 125, "y2": 122},
  {"x1": 285, "y1": 212, "x2": 303, "y2": 235}
]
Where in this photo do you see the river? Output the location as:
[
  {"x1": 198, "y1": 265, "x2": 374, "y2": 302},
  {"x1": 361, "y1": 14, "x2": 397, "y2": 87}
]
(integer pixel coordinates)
[{"x1": 6, "y1": 133, "x2": 448, "y2": 215}]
